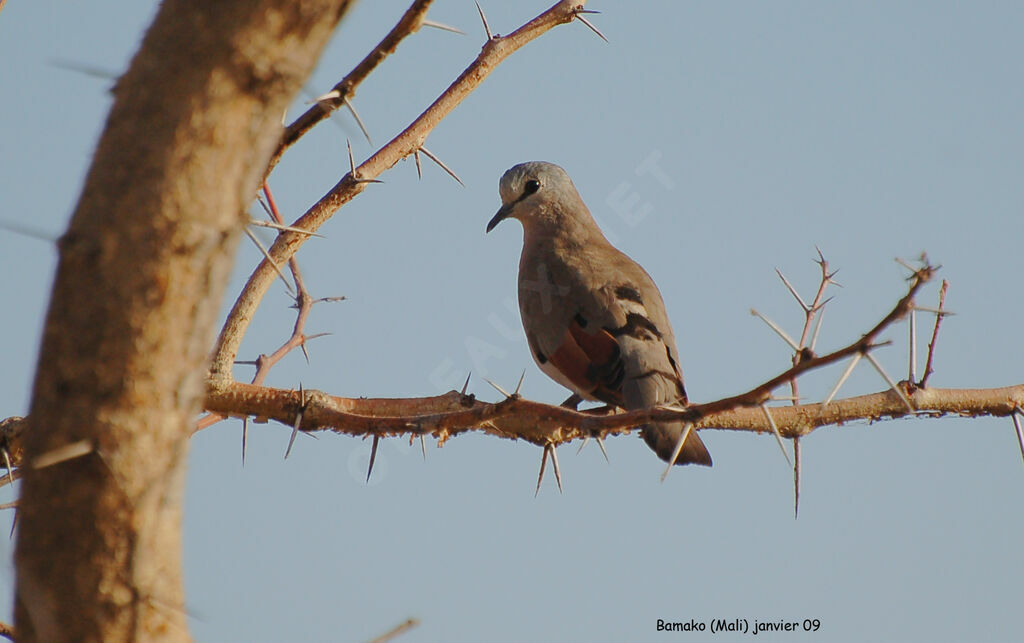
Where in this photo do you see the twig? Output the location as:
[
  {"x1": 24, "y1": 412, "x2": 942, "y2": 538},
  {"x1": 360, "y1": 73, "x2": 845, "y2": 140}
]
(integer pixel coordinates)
[
  {"x1": 781, "y1": 252, "x2": 837, "y2": 516},
  {"x1": 919, "y1": 279, "x2": 949, "y2": 388},
  {"x1": 908, "y1": 306, "x2": 917, "y2": 383},
  {"x1": 367, "y1": 617, "x2": 420, "y2": 643}
]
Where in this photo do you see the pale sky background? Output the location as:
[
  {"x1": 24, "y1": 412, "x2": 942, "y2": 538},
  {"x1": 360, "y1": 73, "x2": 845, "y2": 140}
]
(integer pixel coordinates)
[{"x1": 2, "y1": 2, "x2": 1023, "y2": 642}]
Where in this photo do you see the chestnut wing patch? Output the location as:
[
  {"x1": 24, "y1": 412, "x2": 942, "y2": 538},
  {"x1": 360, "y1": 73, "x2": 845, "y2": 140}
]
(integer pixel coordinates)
[
  {"x1": 537, "y1": 315, "x2": 625, "y2": 406},
  {"x1": 568, "y1": 317, "x2": 625, "y2": 403}
]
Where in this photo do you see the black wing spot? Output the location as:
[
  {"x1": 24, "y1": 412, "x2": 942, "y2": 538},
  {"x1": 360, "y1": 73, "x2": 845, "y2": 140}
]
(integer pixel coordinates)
[
  {"x1": 664, "y1": 350, "x2": 688, "y2": 403},
  {"x1": 614, "y1": 285, "x2": 643, "y2": 304},
  {"x1": 608, "y1": 312, "x2": 662, "y2": 340},
  {"x1": 527, "y1": 331, "x2": 547, "y2": 364}
]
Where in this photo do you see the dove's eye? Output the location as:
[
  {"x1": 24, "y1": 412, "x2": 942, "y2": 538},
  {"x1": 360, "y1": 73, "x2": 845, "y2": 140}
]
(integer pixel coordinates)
[{"x1": 524, "y1": 179, "x2": 541, "y2": 195}]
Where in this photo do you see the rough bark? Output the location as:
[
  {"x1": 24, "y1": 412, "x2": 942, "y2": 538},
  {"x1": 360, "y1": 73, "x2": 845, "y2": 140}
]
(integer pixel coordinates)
[{"x1": 14, "y1": 1, "x2": 353, "y2": 640}]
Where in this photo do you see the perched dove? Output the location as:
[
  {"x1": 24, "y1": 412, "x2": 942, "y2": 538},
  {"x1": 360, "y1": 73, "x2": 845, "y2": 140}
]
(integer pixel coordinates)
[{"x1": 486, "y1": 161, "x2": 712, "y2": 467}]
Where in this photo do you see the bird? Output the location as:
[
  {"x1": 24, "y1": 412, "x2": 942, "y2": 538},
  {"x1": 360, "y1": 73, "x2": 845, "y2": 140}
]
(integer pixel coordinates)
[{"x1": 486, "y1": 161, "x2": 712, "y2": 467}]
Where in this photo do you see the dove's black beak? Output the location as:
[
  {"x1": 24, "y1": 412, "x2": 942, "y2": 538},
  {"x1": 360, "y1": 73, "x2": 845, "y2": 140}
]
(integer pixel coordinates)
[{"x1": 486, "y1": 203, "x2": 514, "y2": 233}]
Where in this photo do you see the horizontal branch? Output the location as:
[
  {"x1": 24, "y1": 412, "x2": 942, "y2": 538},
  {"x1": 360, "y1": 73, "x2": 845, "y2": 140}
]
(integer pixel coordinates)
[
  {"x1": 201, "y1": 380, "x2": 1024, "y2": 445},
  {"x1": 4, "y1": 382, "x2": 1021, "y2": 487}
]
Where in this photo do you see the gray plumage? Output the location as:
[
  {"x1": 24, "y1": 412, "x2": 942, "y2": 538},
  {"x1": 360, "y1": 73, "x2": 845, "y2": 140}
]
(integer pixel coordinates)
[{"x1": 487, "y1": 161, "x2": 711, "y2": 467}]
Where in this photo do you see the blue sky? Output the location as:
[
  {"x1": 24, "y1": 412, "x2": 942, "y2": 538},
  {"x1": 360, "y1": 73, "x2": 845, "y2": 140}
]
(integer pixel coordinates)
[{"x1": 2, "y1": 2, "x2": 1023, "y2": 641}]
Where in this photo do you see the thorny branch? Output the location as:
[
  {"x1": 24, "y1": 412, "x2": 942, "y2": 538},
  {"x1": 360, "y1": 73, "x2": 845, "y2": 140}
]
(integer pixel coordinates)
[
  {"x1": 209, "y1": 0, "x2": 592, "y2": 382},
  {"x1": 264, "y1": 0, "x2": 436, "y2": 178},
  {"x1": 196, "y1": 182, "x2": 341, "y2": 436},
  {"x1": 766, "y1": 249, "x2": 838, "y2": 515},
  {"x1": 3, "y1": 6, "x2": 1022, "y2": 496},
  {"x1": 192, "y1": 264, "x2": 1023, "y2": 453},
  {"x1": 6, "y1": 263, "x2": 1024, "y2": 489},
  {"x1": 197, "y1": 380, "x2": 1024, "y2": 447}
]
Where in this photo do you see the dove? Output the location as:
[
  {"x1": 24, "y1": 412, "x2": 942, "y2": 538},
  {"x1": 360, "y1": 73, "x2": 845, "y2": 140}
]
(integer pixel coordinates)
[{"x1": 486, "y1": 161, "x2": 711, "y2": 467}]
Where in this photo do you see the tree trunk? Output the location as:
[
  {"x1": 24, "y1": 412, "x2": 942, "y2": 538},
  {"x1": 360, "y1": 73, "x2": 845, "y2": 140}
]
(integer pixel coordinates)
[{"x1": 14, "y1": 1, "x2": 352, "y2": 640}]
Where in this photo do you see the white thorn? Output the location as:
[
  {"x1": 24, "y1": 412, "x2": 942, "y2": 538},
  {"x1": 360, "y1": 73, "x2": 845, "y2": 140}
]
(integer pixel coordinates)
[
  {"x1": 864, "y1": 352, "x2": 915, "y2": 413},
  {"x1": 768, "y1": 395, "x2": 801, "y2": 402},
  {"x1": 810, "y1": 303, "x2": 826, "y2": 352},
  {"x1": 823, "y1": 353, "x2": 861, "y2": 406},
  {"x1": 751, "y1": 309, "x2": 800, "y2": 352},
  {"x1": 483, "y1": 377, "x2": 512, "y2": 399},
  {"x1": 245, "y1": 228, "x2": 295, "y2": 295},
  {"x1": 422, "y1": 19, "x2": 466, "y2": 35},
  {"x1": 760, "y1": 403, "x2": 792, "y2": 467},
  {"x1": 366, "y1": 435, "x2": 379, "y2": 482},
  {"x1": 474, "y1": 2, "x2": 493, "y2": 39},
  {"x1": 548, "y1": 444, "x2": 563, "y2": 493},
  {"x1": 343, "y1": 95, "x2": 372, "y2": 145},
  {"x1": 248, "y1": 219, "x2": 324, "y2": 238},
  {"x1": 309, "y1": 89, "x2": 342, "y2": 103},
  {"x1": 574, "y1": 13, "x2": 608, "y2": 42},
  {"x1": 894, "y1": 256, "x2": 919, "y2": 273},
  {"x1": 347, "y1": 138, "x2": 382, "y2": 184},
  {"x1": 419, "y1": 145, "x2": 465, "y2": 186},
  {"x1": 285, "y1": 411, "x2": 302, "y2": 459},
  {"x1": 775, "y1": 268, "x2": 810, "y2": 312},
  {"x1": 1013, "y1": 413, "x2": 1024, "y2": 465},
  {"x1": 575, "y1": 436, "x2": 589, "y2": 455},
  {"x1": 2, "y1": 449, "x2": 14, "y2": 489},
  {"x1": 32, "y1": 439, "x2": 93, "y2": 470},
  {"x1": 660, "y1": 423, "x2": 693, "y2": 483},
  {"x1": 535, "y1": 446, "x2": 547, "y2": 497},
  {"x1": 793, "y1": 437, "x2": 802, "y2": 520},
  {"x1": 241, "y1": 417, "x2": 248, "y2": 466},
  {"x1": 912, "y1": 305, "x2": 954, "y2": 316}
]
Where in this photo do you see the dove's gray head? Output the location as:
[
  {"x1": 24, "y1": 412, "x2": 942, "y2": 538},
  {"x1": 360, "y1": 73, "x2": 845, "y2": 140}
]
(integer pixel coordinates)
[{"x1": 486, "y1": 161, "x2": 596, "y2": 236}]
